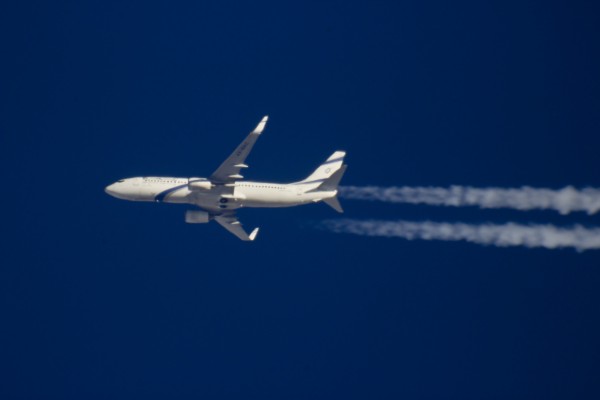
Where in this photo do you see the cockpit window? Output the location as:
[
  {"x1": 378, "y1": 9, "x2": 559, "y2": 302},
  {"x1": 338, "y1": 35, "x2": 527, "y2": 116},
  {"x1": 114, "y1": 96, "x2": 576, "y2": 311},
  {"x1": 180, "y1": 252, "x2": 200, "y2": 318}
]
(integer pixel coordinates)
[{"x1": 118, "y1": 179, "x2": 125, "y2": 183}]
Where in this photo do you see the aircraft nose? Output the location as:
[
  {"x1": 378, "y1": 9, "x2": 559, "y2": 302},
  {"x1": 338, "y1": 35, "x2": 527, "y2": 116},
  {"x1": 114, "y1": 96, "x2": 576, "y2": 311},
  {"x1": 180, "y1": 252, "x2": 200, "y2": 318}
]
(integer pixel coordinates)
[{"x1": 105, "y1": 183, "x2": 118, "y2": 197}]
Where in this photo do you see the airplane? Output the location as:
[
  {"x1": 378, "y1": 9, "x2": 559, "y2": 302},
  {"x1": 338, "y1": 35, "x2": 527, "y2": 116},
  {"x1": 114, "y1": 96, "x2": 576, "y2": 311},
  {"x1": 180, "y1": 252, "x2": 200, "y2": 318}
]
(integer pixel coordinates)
[{"x1": 105, "y1": 116, "x2": 347, "y2": 241}]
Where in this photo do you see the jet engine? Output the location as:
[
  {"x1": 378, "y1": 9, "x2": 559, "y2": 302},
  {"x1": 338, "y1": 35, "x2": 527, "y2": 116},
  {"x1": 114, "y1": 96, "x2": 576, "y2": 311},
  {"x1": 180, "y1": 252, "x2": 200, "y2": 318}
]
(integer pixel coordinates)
[
  {"x1": 185, "y1": 210, "x2": 210, "y2": 224},
  {"x1": 188, "y1": 178, "x2": 213, "y2": 191}
]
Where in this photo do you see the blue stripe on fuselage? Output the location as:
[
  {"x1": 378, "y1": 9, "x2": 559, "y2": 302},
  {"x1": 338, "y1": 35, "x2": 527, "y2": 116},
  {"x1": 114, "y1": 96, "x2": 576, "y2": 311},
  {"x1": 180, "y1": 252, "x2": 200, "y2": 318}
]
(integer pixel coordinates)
[{"x1": 154, "y1": 183, "x2": 188, "y2": 202}]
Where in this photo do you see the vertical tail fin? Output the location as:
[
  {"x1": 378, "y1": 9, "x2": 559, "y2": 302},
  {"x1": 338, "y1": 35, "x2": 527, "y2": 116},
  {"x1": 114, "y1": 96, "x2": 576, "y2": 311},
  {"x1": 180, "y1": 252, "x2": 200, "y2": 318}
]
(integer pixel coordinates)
[
  {"x1": 319, "y1": 164, "x2": 347, "y2": 191},
  {"x1": 301, "y1": 151, "x2": 346, "y2": 184}
]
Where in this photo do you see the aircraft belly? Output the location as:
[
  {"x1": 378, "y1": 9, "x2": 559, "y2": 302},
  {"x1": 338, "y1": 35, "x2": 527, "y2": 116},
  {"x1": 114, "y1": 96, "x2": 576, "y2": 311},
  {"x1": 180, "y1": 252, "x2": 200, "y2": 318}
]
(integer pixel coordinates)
[
  {"x1": 188, "y1": 190, "x2": 220, "y2": 207},
  {"x1": 237, "y1": 187, "x2": 301, "y2": 208}
]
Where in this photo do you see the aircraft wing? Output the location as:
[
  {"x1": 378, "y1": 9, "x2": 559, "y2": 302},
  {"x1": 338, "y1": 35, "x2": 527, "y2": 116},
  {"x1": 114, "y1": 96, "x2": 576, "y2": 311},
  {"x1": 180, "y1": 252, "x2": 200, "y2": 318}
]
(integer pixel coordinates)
[
  {"x1": 209, "y1": 116, "x2": 268, "y2": 184},
  {"x1": 214, "y1": 214, "x2": 259, "y2": 241}
]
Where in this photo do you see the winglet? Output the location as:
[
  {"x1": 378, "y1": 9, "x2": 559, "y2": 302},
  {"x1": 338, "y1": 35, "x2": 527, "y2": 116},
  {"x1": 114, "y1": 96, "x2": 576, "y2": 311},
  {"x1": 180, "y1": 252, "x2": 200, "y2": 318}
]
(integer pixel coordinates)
[
  {"x1": 253, "y1": 116, "x2": 269, "y2": 135},
  {"x1": 214, "y1": 216, "x2": 260, "y2": 241},
  {"x1": 249, "y1": 227, "x2": 260, "y2": 241}
]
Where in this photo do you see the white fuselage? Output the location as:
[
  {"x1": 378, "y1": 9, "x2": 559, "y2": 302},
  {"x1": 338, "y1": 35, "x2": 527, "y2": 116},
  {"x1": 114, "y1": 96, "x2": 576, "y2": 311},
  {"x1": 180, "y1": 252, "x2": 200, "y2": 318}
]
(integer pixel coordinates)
[{"x1": 105, "y1": 177, "x2": 335, "y2": 213}]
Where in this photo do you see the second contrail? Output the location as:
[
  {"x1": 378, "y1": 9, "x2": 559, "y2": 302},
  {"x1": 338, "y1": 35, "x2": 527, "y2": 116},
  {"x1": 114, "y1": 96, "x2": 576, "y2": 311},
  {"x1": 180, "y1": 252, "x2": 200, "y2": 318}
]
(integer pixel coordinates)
[{"x1": 321, "y1": 219, "x2": 600, "y2": 251}]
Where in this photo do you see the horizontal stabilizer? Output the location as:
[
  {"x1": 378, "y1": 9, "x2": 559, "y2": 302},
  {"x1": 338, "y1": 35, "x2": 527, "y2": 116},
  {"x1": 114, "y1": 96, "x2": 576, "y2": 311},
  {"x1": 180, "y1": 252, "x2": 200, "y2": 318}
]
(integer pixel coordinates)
[{"x1": 323, "y1": 196, "x2": 343, "y2": 213}]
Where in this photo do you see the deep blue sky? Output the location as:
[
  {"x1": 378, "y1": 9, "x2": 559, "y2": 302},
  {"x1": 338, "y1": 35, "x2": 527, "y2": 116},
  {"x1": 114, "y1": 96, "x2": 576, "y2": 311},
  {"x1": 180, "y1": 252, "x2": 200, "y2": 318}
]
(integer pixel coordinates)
[{"x1": 2, "y1": 1, "x2": 600, "y2": 398}]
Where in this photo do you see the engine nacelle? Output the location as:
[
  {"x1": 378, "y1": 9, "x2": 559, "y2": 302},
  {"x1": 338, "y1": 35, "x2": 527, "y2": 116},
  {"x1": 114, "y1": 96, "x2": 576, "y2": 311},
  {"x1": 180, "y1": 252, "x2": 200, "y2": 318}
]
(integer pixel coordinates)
[
  {"x1": 185, "y1": 210, "x2": 210, "y2": 224},
  {"x1": 188, "y1": 178, "x2": 213, "y2": 191}
]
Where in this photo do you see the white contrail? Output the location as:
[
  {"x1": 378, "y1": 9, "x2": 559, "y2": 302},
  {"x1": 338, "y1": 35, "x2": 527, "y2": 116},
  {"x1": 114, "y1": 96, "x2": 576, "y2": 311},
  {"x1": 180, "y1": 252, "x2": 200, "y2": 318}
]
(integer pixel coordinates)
[
  {"x1": 321, "y1": 219, "x2": 600, "y2": 251},
  {"x1": 339, "y1": 186, "x2": 600, "y2": 215}
]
